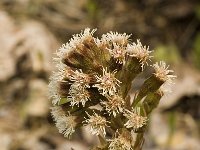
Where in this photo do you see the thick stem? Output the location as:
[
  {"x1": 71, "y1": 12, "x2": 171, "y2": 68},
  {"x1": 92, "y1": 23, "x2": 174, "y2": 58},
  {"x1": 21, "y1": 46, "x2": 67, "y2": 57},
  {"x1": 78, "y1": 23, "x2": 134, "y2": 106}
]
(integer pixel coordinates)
[
  {"x1": 117, "y1": 56, "x2": 142, "y2": 99},
  {"x1": 132, "y1": 75, "x2": 164, "y2": 107}
]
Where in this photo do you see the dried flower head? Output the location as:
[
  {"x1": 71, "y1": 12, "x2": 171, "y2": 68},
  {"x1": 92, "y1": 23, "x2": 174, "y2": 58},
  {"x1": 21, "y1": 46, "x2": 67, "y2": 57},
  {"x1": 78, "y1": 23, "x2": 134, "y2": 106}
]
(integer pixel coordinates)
[
  {"x1": 84, "y1": 111, "x2": 109, "y2": 136},
  {"x1": 49, "y1": 28, "x2": 176, "y2": 149},
  {"x1": 124, "y1": 108, "x2": 148, "y2": 130}
]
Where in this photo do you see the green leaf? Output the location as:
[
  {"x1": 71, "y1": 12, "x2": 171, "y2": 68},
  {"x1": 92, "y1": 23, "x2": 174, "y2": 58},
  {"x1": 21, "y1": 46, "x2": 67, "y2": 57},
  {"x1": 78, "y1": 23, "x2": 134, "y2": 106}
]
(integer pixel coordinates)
[{"x1": 58, "y1": 97, "x2": 70, "y2": 105}]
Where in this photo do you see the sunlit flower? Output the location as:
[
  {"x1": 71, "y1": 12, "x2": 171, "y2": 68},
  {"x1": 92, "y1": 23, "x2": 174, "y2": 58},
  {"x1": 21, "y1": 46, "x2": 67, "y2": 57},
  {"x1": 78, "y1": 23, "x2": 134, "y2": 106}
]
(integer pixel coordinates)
[
  {"x1": 49, "y1": 28, "x2": 176, "y2": 149},
  {"x1": 93, "y1": 67, "x2": 121, "y2": 96},
  {"x1": 152, "y1": 61, "x2": 176, "y2": 83},
  {"x1": 102, "y1": 31, "x2": 131, "y2": 46},
  {"x1": 126, "y1": 40, "x2": 153, "y2": 70},
  {"x1": 84, "y1": 111, "x2": 109, "y2": 136}
]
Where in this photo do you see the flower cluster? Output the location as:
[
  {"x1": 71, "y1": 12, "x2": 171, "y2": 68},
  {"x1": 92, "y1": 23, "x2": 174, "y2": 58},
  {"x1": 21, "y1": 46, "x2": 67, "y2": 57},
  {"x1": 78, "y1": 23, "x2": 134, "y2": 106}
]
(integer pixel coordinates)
[{"x1": 49, "y1": 28, "x2": 176, "y2": 149}]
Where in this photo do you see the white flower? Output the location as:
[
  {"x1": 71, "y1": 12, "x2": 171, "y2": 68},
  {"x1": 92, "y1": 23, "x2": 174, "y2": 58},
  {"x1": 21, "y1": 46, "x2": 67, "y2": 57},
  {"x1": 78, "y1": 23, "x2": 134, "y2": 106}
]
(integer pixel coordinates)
[
  {"x1": 51, "y1": 106, "x2": 65, "y2": 121},
  {"x1": 56, "y1": 43, "x2": 72, "y2": 59},
  {"x1": 69, "y1": 28, "x2": 96, "y2": 50},
  {"x1": 68, "y1": 83, "x2": 90, "y2": 107},
  {"x1": 51, "y1": 106, "x2": 77, "y2": 138},
  {"x1": 108, "y1": 130, "x2": 133, "y2": 150},
  {"x1": 69, "y1": 69, "x2": 90, "y2": 87},
  {"x1": 101, "y1": 95, "x2": 125, "y2": 117},
  {"x1": 124, "y1": 108, "x2": 147, "y2": 130},
  {"x1": 107, "y1": 43, "x2": 126, "y2": 64},
  {"x1": 152, "y1": 61, "x2": 176, "y2": 83},
  {"x1": 102, "y1": 31, "x2": 131, "y2": 45},
  {"x1": 84, "y1": 111, "x2": 109, "y2": 136},
  {"x1": 93, "y1": 67, "x2": 121, "y2": 96},
  {"x1": 48, "y1": 71, "x2": 65, "y2": 105},
  {"x1": 126, "y1": 40, "x2": 153, "y2": 70}
]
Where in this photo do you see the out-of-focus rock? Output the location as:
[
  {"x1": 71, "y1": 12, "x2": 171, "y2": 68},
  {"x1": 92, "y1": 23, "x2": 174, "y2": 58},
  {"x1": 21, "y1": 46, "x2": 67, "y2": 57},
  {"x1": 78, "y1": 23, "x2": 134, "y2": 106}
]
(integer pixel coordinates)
[
  {"x1": 0, "y1": 10, "x2": 59, "y2": 82},
  {"x1": 150, "y1": 111, "x2": 200, "y2": 150},
  {"x1": 150, "y1": 112, "x2": 170, "y2": 146},
  {"x1": 159, "y1": 64, "x2": 200, "y2": 109},
  {"x1": 0, "y1": 11, "x2": 17, "y2": 81},
  {"x1": 3, "y1": 79, "x2": 27, "y2": 102},
  {"x1": 15, "y1": 21, "x2": 59, "y2": 73},
  {"x1": 25, "y1": 79, "x2": 49, "y2": 117},
  {"x1": 0, "y1": 133, "x2": 12, "y2": 150}
]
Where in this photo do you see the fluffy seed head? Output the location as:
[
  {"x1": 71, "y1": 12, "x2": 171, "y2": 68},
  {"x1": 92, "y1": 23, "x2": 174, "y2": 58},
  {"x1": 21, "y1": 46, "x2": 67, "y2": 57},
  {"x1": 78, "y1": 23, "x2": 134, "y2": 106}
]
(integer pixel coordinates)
[{"x1": 69, "y1": 28, "x2": 96, "y2": 50}]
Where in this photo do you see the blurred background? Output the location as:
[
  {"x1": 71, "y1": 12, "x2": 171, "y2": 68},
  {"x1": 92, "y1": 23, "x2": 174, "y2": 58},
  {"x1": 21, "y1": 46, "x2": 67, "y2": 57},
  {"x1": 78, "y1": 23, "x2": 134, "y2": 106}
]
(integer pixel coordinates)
[{"x1": 0, "y1": 0, "x2": 200, "y2": 149}]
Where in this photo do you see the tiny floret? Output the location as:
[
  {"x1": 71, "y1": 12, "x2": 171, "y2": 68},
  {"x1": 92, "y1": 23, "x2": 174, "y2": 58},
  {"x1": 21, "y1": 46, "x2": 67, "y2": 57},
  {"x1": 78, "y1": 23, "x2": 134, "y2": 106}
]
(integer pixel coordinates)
[
  {"x1": 124, "y1": 108, "x2": 148, "y2": 130},
  {"x1": 68, "y1": 83, "x2": 90, "y2": 107},
  {"x1": 93, "y1": 67, "x2": 121, "y2": 96},
  {"x1": 51, "y1": 106, "x2": 77, "y2": 138},
  {"x1": 48, "y1": 71, "x2": 64, "y2": 105},
  {"x1": 102, "y1": 31, "x2": 131, "y2": 45},
  {"x1": 84, "y1": 111, "x2": 109, "y2": 136},
  {"x1": 107, "y1": 43, "x2": 126, "y2": 64},
  {"x1": 152, "y1": 61, "x2": 176, "y2": 83},
  {"x1": 108, "y1": 130, "x2": 133, "y2": 150},
  {"x1": 126, "y1": 40, "x2": 153, "y2": 69},
  {"x1": 69, "y1": 69, "x2": 90, "y2": 87},
  {"x1": 101, "y1": 95, "x2": 125, "y2": 117}
]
